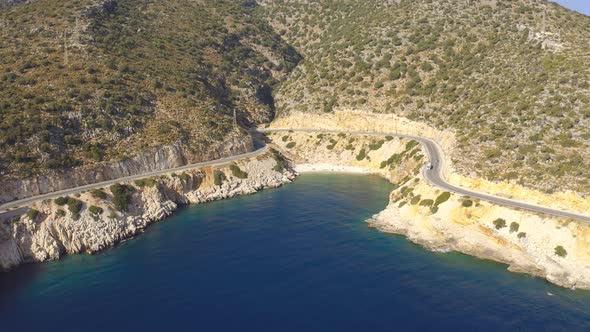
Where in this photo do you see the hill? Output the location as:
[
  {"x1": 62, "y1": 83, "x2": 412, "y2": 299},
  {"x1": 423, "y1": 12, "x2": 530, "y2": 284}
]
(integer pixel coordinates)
[
  {"x1": 259, "y1": 0, "x2": 590, "y2": 195},
  {"x1": 0, "y1": 0, "x2": 300, "y2": 179}
]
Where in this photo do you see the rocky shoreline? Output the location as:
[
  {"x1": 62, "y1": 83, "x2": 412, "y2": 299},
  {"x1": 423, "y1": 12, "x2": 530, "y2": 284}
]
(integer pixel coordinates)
[
  {"x1": 270, "y1": 130, "x2": 590, "y2": 290},
  {"x1": 0, "y1": 152, "x2": 295, "y2": 271},
  {"x1": 3, "y1": 125, "x2": 590, "y2": 291}
]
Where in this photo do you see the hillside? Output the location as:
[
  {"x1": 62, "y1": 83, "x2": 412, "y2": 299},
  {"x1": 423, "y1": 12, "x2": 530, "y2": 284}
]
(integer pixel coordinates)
[
  {"x1": 258, "y1": 0, "x2": 590, "y2": 195},
  {"x1": 0, "y1": 0, "x2": 300, "y2": 179}
]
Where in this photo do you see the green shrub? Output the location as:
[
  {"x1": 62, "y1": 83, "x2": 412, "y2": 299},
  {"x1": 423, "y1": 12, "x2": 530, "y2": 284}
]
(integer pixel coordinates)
[
  {"x1": 356, "y1": 149, "x2": 366, "y2": 161},
  {"x1": 430, "y1": 206, "x2": 439, "y2": 214},
  {"x1": 434, "y1": 192, "x2": 451, "y2": 206},
  {"x1": 91, "y1": 189, "x2": 108, "y2": 200},
  {"x1": 554, "y1": 245, "x2": 567, "y2": 257},
  {"x1": 398, "y1": 201, "x2": 407, "y2": 208},
  {"x1": 286, "y1": 142, "x2": 296, "y2": 148},
  {"x1": 462, "y1": 199, "x2": 473, "y2": 207},
  {"x1": 405, "y1": 140, "x2": 419, "y2": 151},
  {"x1": 493, "y1": 218, "x2": 507, "y2": 230},
  {"x1": 517, "y1": 232, "x2": 527, "y2": 239},
  {"x1": 54, "y1": 197, "x2": 68, "y2": 206},
  {"x1": 89, "y1": 205, "x2": 104, "y2": 215},
  {"x1": 369, "y1": 140, "x2": 384, "y2": 150},
  {"x1": 179, "y1": 172, "x2": 191, "y2": 182},
  {"x1": 110, "y1": 184, "x2": 134, "y2": 211},
  {"x1": 229, "y1": 164, "x2": 248, "y2": 179},
  {"x1": 9, "y1": 216, "x2": 20, "y2": 224},
  {"x1": 385, "y1": 136, "x2": 394, "y2": 141},
  {"x1": 270, "y1": 148, "x2": 288, "y2": 171},
  {"x1": 214, "y1": 170, "x2": 227, "y2": 186},
  {"x1": 67, "y1": 198, "x2": 83, "y2": 215},
  {"x1": 26, "y1": 209, "x2": 40, "y2": 221},
  {"x1": 134, "y1": 178, "x2": 157, "y2": 187},
  {"x1": 419, "y1": 199, "x2": 434, "y2": 207},
  {"x1": 56, "y1": 209, "x2": 66, "y2": 217},
  {"x1": 345, "y1": 144, "x2": 354, "y2": 150},
  {"x1": 410, "y1": 195, "x2": 422, "y2": 205},
  {"x1": 281, "y1": 135, "x2": 289, "y2": 142},
  {"x1": 380, "y1": 161, "x2": 387, "y2": 169},
  {"x1": 510, "y1": 222, "x2": 519, "y2": 233}
]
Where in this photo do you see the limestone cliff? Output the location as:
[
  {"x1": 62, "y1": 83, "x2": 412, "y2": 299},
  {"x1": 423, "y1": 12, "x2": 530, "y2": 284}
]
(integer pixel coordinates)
[
  {"x1": 0, "y1": 152, "x2": 294, "y2": 270},
  {"x1": 270, "y1": 131, "x2": 590, "y2": 290},
  {"x1": 270, "y1": 111, "x2": 590, "y2": 219},
  {"x1": 0, "y1": 134, "x2": 253, "y2": 204}
]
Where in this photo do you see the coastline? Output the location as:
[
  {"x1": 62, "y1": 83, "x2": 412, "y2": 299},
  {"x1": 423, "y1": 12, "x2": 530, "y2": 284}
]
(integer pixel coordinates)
[
  {"x1": 0, "y1": 153, "x2": 296, "y2": 271},
  {"x1": 294, "y1": 163, "x2": 371, "y2": 174},
  {"x1": 269, "y1": 130, "x2": 590, "y2": 290}
]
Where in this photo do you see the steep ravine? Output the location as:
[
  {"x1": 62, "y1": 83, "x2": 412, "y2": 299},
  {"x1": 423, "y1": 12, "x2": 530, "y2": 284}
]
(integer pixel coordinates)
[
  {"x1": 0, "y1": 152, "x2": 295, "y2": 270},
  {"x1": 270, "y1": 131, "x2": 590, "y2": 290}
]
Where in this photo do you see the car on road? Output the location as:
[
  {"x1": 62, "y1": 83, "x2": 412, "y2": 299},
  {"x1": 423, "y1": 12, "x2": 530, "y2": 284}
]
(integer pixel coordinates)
[{"x1": 426, "y1": 163, "x2": 433, "y2": 170}]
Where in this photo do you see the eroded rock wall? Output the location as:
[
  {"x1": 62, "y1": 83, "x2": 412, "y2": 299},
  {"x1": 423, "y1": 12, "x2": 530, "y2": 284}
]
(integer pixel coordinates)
[{"x1": 0, "y1": 135, "x2": 253, "y2": 204}]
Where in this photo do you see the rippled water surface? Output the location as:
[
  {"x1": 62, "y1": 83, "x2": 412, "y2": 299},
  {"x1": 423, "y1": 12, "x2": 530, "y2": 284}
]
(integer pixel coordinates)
[{"x1": 1, "y1": 173, "x2": 589, "y2": 331}]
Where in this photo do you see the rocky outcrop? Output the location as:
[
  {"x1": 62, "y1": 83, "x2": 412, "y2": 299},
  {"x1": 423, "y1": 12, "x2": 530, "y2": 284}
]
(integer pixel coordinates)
[
  {"x1": 368, "y1": 181, "x2": 590, "y2": 290},
  {"x1": 0, "y1": 135, "x2": 253, "y2": 204},
  {"x1": 0, "y1": 152, "x2": 294, "y2": 270}
]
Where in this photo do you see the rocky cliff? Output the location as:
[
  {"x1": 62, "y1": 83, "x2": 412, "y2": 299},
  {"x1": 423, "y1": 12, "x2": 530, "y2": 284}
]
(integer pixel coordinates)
[
  {"x1": 270, "y1": 111, "x2": 590, "y2": 218},
  {"x1": 269, "y1": 130, "x2": 590, "y2": 290},
  {"x1": 0, "y1": 151, "x2": 294, "y2": 270},
  {"x1": 0, "y1": 134, "x2": 253, "y2": 204}
]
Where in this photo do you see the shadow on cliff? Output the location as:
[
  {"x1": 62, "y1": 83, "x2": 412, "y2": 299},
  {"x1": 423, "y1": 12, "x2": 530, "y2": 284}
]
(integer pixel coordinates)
[{"x1": 0, "y1": 263, "x2": 42, "y2": 311}]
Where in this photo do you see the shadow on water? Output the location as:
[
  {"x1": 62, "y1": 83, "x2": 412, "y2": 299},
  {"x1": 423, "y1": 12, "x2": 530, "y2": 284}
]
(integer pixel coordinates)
[{"x1": 0, "y1": 263, "x2": 42, "y2": 310}]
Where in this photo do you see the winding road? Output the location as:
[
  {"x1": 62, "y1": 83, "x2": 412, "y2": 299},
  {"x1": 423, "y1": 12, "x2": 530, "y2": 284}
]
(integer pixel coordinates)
[
  {"x1": 2, "y1": 128, "x2": 589, "y2": 223},
  {"x1": 258, "y1": 128, "x2": 590, "y2": 223},
  {"x1": 0, "y1": 146, "x2": 269, "y2": 213}
]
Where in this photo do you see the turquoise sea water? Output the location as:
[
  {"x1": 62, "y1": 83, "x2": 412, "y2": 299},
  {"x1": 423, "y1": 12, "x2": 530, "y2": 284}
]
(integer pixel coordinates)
[{"x1": 1, "y1": 173, "x2": 589, "y2": 331}]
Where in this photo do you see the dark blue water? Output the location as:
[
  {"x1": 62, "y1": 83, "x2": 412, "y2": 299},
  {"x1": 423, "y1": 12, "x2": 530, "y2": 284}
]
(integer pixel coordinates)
[{"x1": 1, "y1": 173, "x2": 590, "y2": 331}]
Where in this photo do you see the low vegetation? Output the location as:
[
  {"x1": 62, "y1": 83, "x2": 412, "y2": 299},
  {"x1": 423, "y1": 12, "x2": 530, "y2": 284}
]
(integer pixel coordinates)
[
  {"x1": 229, "y1": 164, "x2": 248, "y2": 179},
  {"x1": 356, "y1": 149, "x2": 366, "y2": 161},
  {"x1": 91, "y1": 189, "x2": 108, "y2": 200},
  {"x1": 270, "y1": 148, "x2": 288, "y2": 171},
  {"x1": 110, "y1": 184, "x2": 134, "y2": 211},
  {"x1": 555, "y1": 245, "x2": 567, "y2": 257},
  {"x1": 493, "y1": 218, "x2": 507, "y2": 230},
  {"x1": 26, "y1": 209, "x2": 39, "y2": 221},
  {"x1": 214, "y1": 170, "x2": 227, "y2": 186},
  {"x1": 134, "y1": 178, "x2": 157, "y2": 188},
  {"x1": 434, "y1": 192, "x2": 451, "y2": 206},
  {"x1": 89, "y1": 205, "x2": 103, "y2": 216}
]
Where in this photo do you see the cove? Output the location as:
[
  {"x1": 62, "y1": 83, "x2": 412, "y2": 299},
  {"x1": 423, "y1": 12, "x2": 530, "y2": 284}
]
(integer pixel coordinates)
[{"x1": 0, "y1": 173, "x2": 589, "y2": 331}]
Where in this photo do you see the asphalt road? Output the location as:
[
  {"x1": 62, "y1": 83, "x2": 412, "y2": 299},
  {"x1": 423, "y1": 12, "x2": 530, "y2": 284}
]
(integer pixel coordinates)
[
  {"x1": 0, "y1": 146, "x2": 268, "y2": 212},
  {"x1": 258, "y1": 128, "x2": 590, "y2": 223},
  {"x1": 2, "y1": 127, "x2": 589, "y2": 223}
]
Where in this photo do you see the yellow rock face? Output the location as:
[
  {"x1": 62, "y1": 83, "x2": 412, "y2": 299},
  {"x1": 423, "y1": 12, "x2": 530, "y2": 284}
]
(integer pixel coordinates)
[
  {"x1": 573, "y1": 225, "x2": 590, "y2": 260},
  {"x1": 272, "y1": 110, "x2": 590, "y2": 215},
  {"x1": 270, "y1": 124, "x2": 590, "y2": 290}
]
